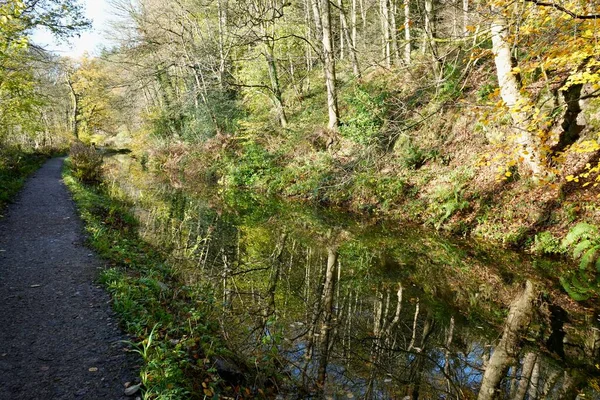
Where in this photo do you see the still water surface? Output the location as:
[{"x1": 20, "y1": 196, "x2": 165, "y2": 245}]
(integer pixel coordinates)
[{"x1": 106, "y1": 155, "x2": 600, "y2": 399}]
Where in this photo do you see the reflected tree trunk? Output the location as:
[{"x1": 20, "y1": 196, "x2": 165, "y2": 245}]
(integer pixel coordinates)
[
  {"x1": 406, "y1": 312, "x2": 434, "y2": 400},
  {"x1": 513, "y1": 352, "x2": 536, "y2": 400},
  {"x1": 541, "y1": 369, "x2": 560, "y2": 397},
  {"x1": 444, "y1": 316, "x2": 455, "y2": 394},
  {"x1": 477, "y1": 281, "x2": 537, "y2": 400},
  {"x1": 316, "y1": 246, "x2": 339, "y2": 392},
  {"x1": 263, "y1": 233, "x2": 287, "y2": 324},
  {"x1": 384, "y1": 283, "x2": 403, "y2": 349},
  {"x1": 408, "y1": 297, "x2": 420, "y2": 351},
  {"x1": 527, "y1": 358, "x2": 540, "y2": 400}
]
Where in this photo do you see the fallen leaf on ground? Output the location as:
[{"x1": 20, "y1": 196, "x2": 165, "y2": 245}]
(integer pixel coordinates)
[{"x1": 124, "y1": 384, "x2": 141, "y2": 396}]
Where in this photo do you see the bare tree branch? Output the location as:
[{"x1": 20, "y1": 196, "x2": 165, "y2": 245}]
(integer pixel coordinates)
[{"x1": 525, "y1": 0, "x2": 600, "y2": 20}]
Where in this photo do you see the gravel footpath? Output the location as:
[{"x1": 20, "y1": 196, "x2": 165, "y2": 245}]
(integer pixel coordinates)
[{"x1": 0, "y1": 158, "x2": 139, "y2": 399}]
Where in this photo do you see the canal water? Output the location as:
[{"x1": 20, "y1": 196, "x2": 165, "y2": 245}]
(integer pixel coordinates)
[{"x1": 105, "y1": 155, "x2": 600, "y2": 399}]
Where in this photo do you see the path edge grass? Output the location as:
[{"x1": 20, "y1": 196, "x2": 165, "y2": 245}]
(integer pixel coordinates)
[
  {"x1": 0, "y1": 150, "x2": 52, "y2": 215},
  {"x1": 62, "y1": 158, "x2": 243, "y2": 400}
]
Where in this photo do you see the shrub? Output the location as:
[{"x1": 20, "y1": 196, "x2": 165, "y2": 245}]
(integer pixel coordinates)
[
  {"x1": 224, "y1": 142, "x2": 278, "y2": 188},
  {"x1": 532, "y1": 231, "x2": 563, "y2": 255},
  {"x1": 427, "y1": 184, "x2": 469, "y2": 229},
  {"x1": 340, "y1": 84, "x2": 387, "y2": 145},
  {"x1": 69, "y1": 142, "x2": 103, "y2": 182}
]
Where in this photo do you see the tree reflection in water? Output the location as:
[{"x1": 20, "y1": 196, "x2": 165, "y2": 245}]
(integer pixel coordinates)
[{"x1": 106, "y1": 155, "x2": 600, "y2": 399}]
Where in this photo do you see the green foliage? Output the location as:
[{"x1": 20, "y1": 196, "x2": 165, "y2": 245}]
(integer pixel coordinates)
[
  {"x1": 224, "y1": 142, "x2": 279, "y2": 188},
  {"x1": 340, "y1": 84, "x2": 387, "y2": 145},
  {"x1": 63, "y1": 163, "x2": 237, "y2": 399},
  {"x1": 532, "y1": 231, "x2": 563, "y2": 255},
  {"x1": 352, "y1": 173, "x2": 408, "y2": 211},
  {"x1": 0, "y1": 148, "x2": 47, "y2": 212},
  {"x1": 400, "y1": 141, "x2": 433, "y2": 170},
  {"x1": 558, "y1": 223, "x2": 600, "y2": 301},
  {"x1": 0, "y1": 0, "x2": 89, "y2": 146},
  {"x1": 152, "y1": 89, "x2": 242, "y2": 143},
  {"x1": 559, "y1": 275, "x2": 594, "y2": 302},
  {"x1": 68, "y1": 142, "x2": 103, "y2": 182},
  {"x1": 437, "y1": 63, "x2": 463, "y2": 102},
  {"x1": 477, "y1": 83, "x2": 497, "y2": 101},
  {"x1": 70, "y1": 56, "x2": 121, "y2": 140},
  {"x1": 272, "y1": 152, "x2": 342, "y2": 202},
  {"x1": 428, "y1": 185, "x2": 470, "y2": 230},
  {"x1": 393, "y1": 134, "x2": 439, "y2": 170}
]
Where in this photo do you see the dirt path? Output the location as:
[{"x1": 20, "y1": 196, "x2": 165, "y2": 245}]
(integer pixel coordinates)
[{"x1": 0, "y1": 158, "x2": 138, "y2": 399}]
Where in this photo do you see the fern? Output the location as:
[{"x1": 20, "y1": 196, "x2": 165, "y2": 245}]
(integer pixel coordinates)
[
  {"x1": 560, "y1": 223, "x2": 600, "y2": 301},
  {"x1": 573, "y1": 239, "x2": 592, "y2": 259},
  {"x1": 580, "y1": 246, "x2": 600, "y2": 270},
  {"x1": 562, "y1": 223, "x2": 597, "y2": 248},
  {"x1": 560, "y1": 276, "x2": 592, "y2": 301}
]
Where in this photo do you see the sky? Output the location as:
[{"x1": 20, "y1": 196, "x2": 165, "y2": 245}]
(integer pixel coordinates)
[{"x1": 30, "y1": 0, "x2": 112, "y2": 58}]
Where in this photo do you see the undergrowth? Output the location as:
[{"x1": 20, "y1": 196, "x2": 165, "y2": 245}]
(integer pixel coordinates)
[
  {"x1": 63, "y1": 159, "x2": 262, "y2": 400},
  {"x1": 0, "y1": 148, "x2": 51, "y2": 214},
  {"x1": 145, "y1": 62, "x2": 600, "y2": 304}
]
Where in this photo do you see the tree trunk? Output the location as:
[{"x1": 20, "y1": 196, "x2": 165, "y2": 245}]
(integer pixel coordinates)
[
  {"x1": 404, "y1": 0, "x2": 411, "y2": 64},
  {"x1": 422, "y1": 0, "x2": 431, "y2": 55},
  {"x1": 311, "y1": 0, "x2": 324, "y2": 40},
  {"x1": 66, "y1": 76, "x2": 79, "y2": 139},
  {"x1": 463, "y1": 0, "x2": 469, "y2": 37},
  {"x1": 389, "y1": 0, "x2": 400, "y2": 65},
  {"x1": 338, "y1": 0, "x2": 345, "y2": 59},
  {"x1": 490, "y1": 10, "x2": 543, "y2": 175},
  {"x1": 305, "y1": 0, "x2": 313, "y2": 90},
  {"x1": 380, "y1": 0, "x2": 391, "y2": 67},
  {"x1": 351, "y1": 0, "x2": 357, "y2": 52},
  {"x1": 320, "y1": 0, "x2": 340, "y2": 129},
  {"x1": 264, "y1": 40, "x2": 288, "y2": 127},
  {"x1": 359, "y1": 0, "x2": 366, "y2": 32},
  {"x1": 338, "y1": 0, "x2": 361, "y2": 76}
]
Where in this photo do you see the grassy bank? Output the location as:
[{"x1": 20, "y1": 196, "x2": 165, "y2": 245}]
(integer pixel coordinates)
[
  {"x1": 63, "y1": 160, "x2": 265, "y2": 400},
  {"x1": 140, "y1": 65, "x2": 600, "y2": 301},
  {"x1": 0, "y1": 149, "x2": 51, "y2": 214},
  {"x1": 150, "y1": 69, "x2": 600, "y2": 245}
]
